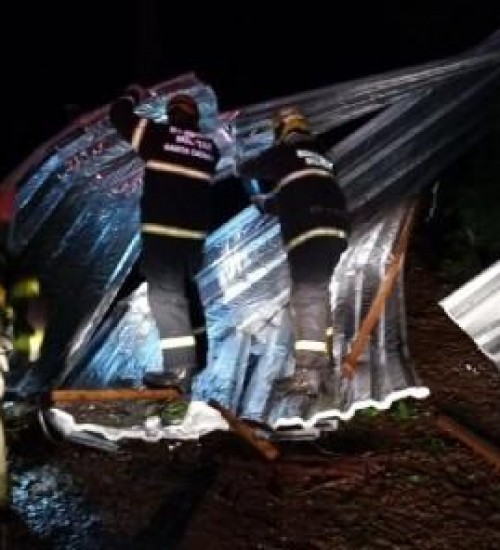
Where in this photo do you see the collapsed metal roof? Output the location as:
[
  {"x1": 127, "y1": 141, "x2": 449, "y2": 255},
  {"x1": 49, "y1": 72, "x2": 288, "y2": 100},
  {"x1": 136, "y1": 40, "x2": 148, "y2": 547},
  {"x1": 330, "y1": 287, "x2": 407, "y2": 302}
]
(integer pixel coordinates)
[
  {"x1": 6, "y1": 29, "x2": 500, "y2": 436},
  {"x1": 441, "y1": 259, "x2": 500, "y2": 367}
]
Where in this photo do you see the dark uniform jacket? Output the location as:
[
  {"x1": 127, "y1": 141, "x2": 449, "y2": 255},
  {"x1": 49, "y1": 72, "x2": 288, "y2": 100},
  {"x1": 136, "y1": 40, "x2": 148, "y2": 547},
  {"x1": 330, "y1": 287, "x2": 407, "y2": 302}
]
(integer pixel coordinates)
[
  {"x1": 238, "y1": 137, "x2": 350, "y2": 247},
  {"x1": 109, "y1": 95, "x2": 220, "y2": 241}
]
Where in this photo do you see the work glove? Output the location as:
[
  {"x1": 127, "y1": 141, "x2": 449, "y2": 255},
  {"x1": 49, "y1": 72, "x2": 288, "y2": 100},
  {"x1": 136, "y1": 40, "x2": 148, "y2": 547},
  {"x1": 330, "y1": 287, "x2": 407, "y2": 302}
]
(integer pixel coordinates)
[{"x1": 250, "y1": 193, "x2": 279, "y2": 216}]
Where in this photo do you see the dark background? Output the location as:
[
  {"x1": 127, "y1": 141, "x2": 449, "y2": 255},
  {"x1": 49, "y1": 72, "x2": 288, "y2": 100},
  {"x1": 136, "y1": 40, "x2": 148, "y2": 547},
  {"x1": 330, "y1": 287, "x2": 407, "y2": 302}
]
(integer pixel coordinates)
[{"x1": 1, "y1": 2, "x2": 500, "y2": 182}]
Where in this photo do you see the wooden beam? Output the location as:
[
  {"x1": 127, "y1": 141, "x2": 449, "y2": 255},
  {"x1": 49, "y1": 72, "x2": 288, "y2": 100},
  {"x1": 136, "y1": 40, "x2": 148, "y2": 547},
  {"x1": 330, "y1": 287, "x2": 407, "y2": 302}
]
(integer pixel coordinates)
[
  {"x1": 50, "y1": 390, "x2": 280, "y2": 461},
  {"x1": 436, "y1": 414, "x2": 500, "y2": 471},
  {"x1": 51, "y1": 387, "x2": 182, "y2": 403},
  {"x1": 209, "y1": 400, "x2": 280, "y2": 461},
  {"x1": 342, "y1": 202, "x2": 418, "y2": 378}
]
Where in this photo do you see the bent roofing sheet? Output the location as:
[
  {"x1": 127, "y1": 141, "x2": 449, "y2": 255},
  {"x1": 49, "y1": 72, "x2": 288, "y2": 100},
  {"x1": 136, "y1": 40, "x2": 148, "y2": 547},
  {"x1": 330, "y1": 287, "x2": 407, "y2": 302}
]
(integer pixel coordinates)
[
  {"x1": 440, "y1": 259, "x2": 500, "y2": 366},
  {"x1": 6, "y1": 29, "x2": 500, "y2": 433}
]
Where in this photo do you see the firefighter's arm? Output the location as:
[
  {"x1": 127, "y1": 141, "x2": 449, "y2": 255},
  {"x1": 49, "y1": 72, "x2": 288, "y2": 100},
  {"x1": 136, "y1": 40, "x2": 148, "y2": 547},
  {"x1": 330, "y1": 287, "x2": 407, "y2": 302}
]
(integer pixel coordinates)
[
  {"x1": 240, "y1": 179, "x2": 278, "y2": 216},
  {"x1": 250, "y1": 193, "x2": 279, "y2": 216},
  {"x1": 109, "y1": 84, "x2": 149, "y2": 146}
]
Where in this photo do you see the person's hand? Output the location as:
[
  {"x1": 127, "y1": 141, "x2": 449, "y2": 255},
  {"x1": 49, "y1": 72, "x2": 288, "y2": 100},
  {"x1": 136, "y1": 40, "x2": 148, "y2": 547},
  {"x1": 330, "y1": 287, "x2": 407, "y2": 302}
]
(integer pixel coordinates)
[
  {"x1": 250, "y1": 194, "x2": 267, "y2": 211},
  {"x1": 251, "y1": 193, "x2": 279, "y2": 215},
  {"x1": 250, "y1": 194, "x2": 274, "y2": 214}
]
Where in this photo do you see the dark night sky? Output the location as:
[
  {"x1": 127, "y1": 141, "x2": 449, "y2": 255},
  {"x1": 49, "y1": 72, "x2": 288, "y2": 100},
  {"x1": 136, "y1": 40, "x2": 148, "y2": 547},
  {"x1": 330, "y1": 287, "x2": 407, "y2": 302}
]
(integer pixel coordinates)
[{"x1": 1, "y1": 1, "x2": 500, "y2": 181}]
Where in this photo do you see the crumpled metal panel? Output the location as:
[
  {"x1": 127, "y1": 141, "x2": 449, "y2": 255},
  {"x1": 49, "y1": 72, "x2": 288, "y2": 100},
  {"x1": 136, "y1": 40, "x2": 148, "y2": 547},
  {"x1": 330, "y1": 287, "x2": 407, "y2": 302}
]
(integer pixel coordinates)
[
  {"x1": 192, "y1": 200, "x2": 428, "y2": 429},
  {"x1": 230, "y1": 31, "x2": 500, "y2": 160},
  {"x1": 335, "y1": 68, "x2": 500, "y2": 218},
  {"x1": 440, "y1": 260, "x2": 500, "y2": 366},
  {"x1": 66, "y1": 201, "x2": 427, "y2": 431},
  {"x1": 5, "y1": 31, "x2": 500, "y2": 434}
]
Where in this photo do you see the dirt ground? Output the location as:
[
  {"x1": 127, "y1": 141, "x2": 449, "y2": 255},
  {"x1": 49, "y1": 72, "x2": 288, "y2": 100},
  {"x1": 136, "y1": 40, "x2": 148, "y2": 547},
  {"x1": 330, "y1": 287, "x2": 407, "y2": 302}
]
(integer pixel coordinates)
[
  {"x1": 180, "y1": 237, "x2": 500, "y2": 550},
  {"x1": 3, "y1": 219, "x2": 500, "y2": 549}
]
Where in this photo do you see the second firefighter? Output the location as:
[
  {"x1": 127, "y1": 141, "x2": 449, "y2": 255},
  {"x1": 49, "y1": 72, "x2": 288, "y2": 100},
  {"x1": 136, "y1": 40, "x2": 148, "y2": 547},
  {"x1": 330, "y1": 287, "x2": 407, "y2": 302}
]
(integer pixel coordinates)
[{"x1": 237, "y1": 107, "x2": 351, "y2": 396}]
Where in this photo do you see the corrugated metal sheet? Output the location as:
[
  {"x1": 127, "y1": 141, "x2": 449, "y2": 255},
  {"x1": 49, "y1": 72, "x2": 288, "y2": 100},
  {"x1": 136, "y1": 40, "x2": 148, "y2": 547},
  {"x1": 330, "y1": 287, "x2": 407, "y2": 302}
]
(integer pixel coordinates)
[
  {"x1": 192, "y1": 200, "x2": 427, "y2": 430},
  {"x1": 6, "y1": 30, "x2": 500, "y2": 435},
  {"x1": 440, "y1": 260, "x2": 500, "y2": 366}
]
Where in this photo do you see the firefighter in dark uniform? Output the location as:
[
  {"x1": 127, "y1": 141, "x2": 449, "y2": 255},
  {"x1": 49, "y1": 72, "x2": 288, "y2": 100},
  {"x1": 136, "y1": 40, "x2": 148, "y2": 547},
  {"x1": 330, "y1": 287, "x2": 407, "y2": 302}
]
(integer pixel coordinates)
[
  {"x1": 109, "y1": 85, "x2": 220, "y2": 393},
  {"x1": 237, "y1": 107, "x2": 351, "y2": 396}
]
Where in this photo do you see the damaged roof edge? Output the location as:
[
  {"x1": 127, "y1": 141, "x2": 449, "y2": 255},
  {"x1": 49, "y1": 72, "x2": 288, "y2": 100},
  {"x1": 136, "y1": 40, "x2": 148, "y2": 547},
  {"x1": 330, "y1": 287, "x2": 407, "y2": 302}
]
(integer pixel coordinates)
[{"x1": 440, "y1": 260, "x2": 500, "y2": 366}]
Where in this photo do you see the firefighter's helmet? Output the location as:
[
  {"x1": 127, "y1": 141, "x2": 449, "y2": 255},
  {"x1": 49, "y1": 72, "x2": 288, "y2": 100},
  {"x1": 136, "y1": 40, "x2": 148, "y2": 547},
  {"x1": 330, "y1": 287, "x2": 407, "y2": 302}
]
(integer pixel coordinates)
[
  {"x1": 273, "y1": 107, "x2": 311, "y2": 143},
  {"x1": 167, "y1": 93, "x2": 200, "y2": 124}
]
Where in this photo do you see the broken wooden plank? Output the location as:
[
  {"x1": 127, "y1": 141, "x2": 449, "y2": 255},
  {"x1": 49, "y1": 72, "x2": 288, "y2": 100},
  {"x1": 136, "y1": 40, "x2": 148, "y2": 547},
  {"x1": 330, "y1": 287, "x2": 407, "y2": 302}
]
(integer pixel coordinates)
[
  {"x1": 51, "y1": 388, "x2": 183, "y2": 403},
  {"x1": 342, "y1": 201, "x2": 418, "y2": 378},
  {"x1": 51, "y1": 391, "x2": 280, "y2": 460},
  {"x1": 436, "y1": 413, "x2": 500, "y2": 471},
  {"x1": 209, "y1": 399, "x2": 280, "y2": 461}
]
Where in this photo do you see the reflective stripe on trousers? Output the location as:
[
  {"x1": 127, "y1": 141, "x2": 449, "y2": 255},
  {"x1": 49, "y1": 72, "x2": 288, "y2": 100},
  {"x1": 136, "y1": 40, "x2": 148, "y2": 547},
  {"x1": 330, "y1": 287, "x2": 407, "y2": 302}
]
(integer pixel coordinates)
[
  {"x1": 14, "y1": 329, "x2": 44, "y2": 362},
  {"x1": 295, "y1": 340, "x2": 328, "y2": 353},
  {"x1": 160, "y1": 335, "x2": 196, "y2": 350},
  {"x1": 141, "y1": 234, "x2": 205, "y2": 371}
]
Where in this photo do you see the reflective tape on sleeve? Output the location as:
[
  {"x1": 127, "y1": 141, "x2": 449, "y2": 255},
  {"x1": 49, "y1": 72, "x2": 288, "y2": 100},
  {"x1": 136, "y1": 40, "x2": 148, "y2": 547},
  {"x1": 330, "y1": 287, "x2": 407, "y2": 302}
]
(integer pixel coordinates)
[
  {"x1": 286, "y1": 227, "x2": 348, "y2": 252},
  {"x1": 275, "y1": 168, "x2": 333, "y2": 193},
  {"x1": 131, "y1": 119, "x2": 148, "y2": 151},
  {"x1": 14, "y1": 329, "x2": 44, "y2": 362},
  {"x1": 145, "y1": 160, "x2": 211, "y2": 181}
]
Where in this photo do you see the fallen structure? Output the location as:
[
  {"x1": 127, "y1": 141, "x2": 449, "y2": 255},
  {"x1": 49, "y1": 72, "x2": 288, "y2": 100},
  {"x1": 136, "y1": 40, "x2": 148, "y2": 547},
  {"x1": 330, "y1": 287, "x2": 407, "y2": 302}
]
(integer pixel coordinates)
[
  {"x1": 4, "y1": 29, "x2": 500, "y2": 440},
  {"x1": 440, "y1": 259, "x2": 500, "y2": 367}
]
